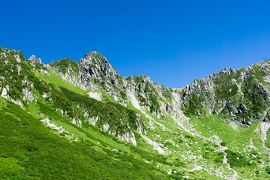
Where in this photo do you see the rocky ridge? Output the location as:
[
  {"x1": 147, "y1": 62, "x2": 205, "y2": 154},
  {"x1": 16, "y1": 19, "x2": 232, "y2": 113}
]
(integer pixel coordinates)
[
  {"x1": 181, "y1": 61, "x2": 270, "y2": 123},
  {"x1": 2, "y1": 48, "x2": 270, "y2": 179}
]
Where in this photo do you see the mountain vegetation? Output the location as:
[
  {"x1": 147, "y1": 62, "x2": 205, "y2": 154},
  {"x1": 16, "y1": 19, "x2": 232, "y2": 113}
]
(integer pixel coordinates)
[{"x1": 1, "y1": 47, "x2": 270, "y2": 179}]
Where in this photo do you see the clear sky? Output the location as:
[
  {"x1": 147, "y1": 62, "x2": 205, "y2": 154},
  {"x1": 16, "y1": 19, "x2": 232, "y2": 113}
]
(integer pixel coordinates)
[{"x1": 1, "y1": 0, "x2": 270, "y2": 87}]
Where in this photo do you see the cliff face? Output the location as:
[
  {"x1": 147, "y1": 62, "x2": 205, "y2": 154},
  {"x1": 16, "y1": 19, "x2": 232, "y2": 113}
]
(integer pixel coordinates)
[
  {"x1": 3, "y1": 47, "x2": 270, "y2": 141},
  {"x1": 181, "y1": 61, "x2": 270, "y2": 124},
  {"x1": 50, "y1": 51, "x2": 181, "y2": 119},
  {"x1": 0, "y1": 49, "x2": 146, "y2": 145},
  {"x1": 50, "y1": 51, "x2": 270, "y2": 126}
]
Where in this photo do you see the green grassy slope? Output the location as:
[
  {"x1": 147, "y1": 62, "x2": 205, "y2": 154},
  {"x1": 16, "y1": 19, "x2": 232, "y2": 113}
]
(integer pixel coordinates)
[
  {"x1": 2, "y1": 48, "x2": 270, "y2": 179},
  {"x1": 34, "y1": 71, "x2": 270, "y2": 179},
  {"x1": 190, "y1": 116, "x2": 270, "y2": 178},
  {"x1": 0, "y1": 98, "x2": 167, "y2": 179},
  {"x1": 37, "y1": 71, "x2": 86, "y2": 95}
]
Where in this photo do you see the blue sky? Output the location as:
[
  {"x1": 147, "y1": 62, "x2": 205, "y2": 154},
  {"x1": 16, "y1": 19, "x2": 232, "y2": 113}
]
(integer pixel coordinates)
[{"x1": 1, "y1": 0, "x2": 270, "y2": 87}]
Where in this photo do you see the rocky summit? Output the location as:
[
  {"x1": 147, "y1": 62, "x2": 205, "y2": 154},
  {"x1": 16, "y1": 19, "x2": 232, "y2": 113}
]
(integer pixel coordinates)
[{"x1": 2, "y1": 47, "x2": 270, "y2": 179}]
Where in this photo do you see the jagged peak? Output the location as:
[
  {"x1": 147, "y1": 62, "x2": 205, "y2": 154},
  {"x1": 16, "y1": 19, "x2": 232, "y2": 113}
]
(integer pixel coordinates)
[
  {"x1": 88, "y1": 50, "x2": 102, "y2": 56},
  {"x1": 256, "y1": 59, "x2": 270, "y2": 67},
  {"x1": 81, "y1": 51, "x2": 109, "y2": 64},
  {"x1": 79, "y1": 51, "x2": 121, "y2": 79},
  {"x1": 0, "y1": 48, "x2": 23, "y2": 58},
  {"x1": 50, "y1": 57, "x2": 76, "y2": 65},
  {"x1": 0, "y1": 47, "x2": 20, "y2": 53},
  {"x1": 0, "y1": 48, "x2": 25, "y2": 63},
  {"x1": 125, "y1": 75, "x2": 153, "y2": 84},
  {"x1": 49, "y1": 58, "x2": 78, "y2": 74},
  {"x1": 29, "y1": 55, "x2": 42, "y2": 64}
]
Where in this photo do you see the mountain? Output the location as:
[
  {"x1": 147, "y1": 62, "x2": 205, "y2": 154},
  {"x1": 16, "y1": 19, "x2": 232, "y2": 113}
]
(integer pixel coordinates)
[
  {"x1": 181, "y1": 63, "x2": 270, "y2": 122},
  {"x1": 1, "y1": 47, "x2": 270, "y2": 179}
]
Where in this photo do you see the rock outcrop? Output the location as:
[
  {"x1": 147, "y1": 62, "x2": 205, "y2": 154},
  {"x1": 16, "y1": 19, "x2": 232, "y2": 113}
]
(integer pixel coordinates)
[{"x1": 181, "y1": 60, "x2": 270, "y2": 124}]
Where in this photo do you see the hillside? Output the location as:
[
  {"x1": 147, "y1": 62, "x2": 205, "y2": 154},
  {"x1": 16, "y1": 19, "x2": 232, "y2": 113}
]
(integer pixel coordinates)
[{"x1": 1, "y1": 48, "x2": 270, "y2": 179}]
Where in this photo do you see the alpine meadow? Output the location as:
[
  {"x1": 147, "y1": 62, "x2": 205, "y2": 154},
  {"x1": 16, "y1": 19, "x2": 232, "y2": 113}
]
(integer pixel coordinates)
[
  {"x1": 2, "y1": 0, "x2": 270, "y2": 179},
  {"x1": 1, "y1": 48, "x2": 270, "y2": 179}
]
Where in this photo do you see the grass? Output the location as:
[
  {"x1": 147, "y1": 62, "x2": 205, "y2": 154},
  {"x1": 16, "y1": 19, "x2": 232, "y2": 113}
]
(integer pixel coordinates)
[
  {"x1": 189, "y1": 116, "x2": 260, "y2": 149},
  {"x1": 189, "y1": 116, "x2": 270, "y2": 178},
  {"x1": 2, "y1": 48, "x2": 270, "y2": 179},
  {"x1": 266, "y1": 129, "x2": 270, "y2": 148},
  {"x1": 37, "y1": 71, "x2": 86, "y2": 95},
  {"x1": 0, "y1": 98, "x2": 167, "y2": 179}
]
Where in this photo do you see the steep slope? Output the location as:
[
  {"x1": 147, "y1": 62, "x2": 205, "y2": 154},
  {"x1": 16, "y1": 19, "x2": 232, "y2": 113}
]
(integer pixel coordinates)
[
  {"x1": 2, "y1": 47, "x2": 270, "y2": 179},
  {"x1": 0, "y1": 49, "x2": 144, "y2": 145},
  {"x1": 181, "y1": 61, "x2": 270, "y2": 123},
  {"x1": 0, "y1": 99, "x2": 167, "y2": 179},
  {"x1": 50, "y1": 52, "x2": 179, "y2": 117},
  {"x1": 0, "y1": 49, "x2": 170, "y2": 178}
]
